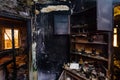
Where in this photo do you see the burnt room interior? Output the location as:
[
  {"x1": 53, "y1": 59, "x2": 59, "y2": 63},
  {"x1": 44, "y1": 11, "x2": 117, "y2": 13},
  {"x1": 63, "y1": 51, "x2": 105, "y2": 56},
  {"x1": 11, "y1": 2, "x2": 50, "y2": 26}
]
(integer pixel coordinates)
[
  {"x1": 0, "y1": 16, "x2": 30, "y2": 80},
  {"x1": 0, "y1": 0, "x2": 120, "y2": 80}
]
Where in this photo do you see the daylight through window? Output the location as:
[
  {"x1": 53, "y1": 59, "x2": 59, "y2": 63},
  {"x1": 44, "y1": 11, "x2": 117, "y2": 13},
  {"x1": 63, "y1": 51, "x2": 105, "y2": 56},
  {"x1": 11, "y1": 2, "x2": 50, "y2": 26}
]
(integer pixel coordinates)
[{"x1": 4, "y1": 29, "x2": 19, "y2": 49}]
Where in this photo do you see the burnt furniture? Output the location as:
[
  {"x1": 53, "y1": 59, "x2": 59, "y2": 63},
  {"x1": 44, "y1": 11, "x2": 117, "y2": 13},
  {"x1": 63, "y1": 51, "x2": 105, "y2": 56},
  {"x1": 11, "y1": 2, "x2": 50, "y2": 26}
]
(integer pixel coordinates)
[
  {"x1": 68, "y1": 0, "x2": 113, "y2": 80},
  {"x1": 0, "y1": 13, "x2": 31, "y2": 80},
  {"x1": 0, "y1": 50, "x2": 13, "y2": 80},
  {"x1": 59, "y1": 67, "x2": 88, "y2": 80}
]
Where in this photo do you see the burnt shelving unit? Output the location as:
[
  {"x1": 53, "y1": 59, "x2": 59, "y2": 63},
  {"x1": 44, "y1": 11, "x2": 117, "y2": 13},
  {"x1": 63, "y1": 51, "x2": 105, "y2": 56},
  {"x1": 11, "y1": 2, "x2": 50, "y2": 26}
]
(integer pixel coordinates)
[
  {"x1": 63, "y1": 0, "x2": 113, "y2": 80},
  {"x1": 0, "y1": 12, "x2": 31, "y2": 80}
]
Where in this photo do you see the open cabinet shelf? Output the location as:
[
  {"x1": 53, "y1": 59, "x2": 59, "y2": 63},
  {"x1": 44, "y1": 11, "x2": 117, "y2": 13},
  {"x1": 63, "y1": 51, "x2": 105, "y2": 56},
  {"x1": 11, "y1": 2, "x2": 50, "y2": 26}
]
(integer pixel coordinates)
[
  {"x1": 71, "y1": 51, "x2": 108, "y2": 62},
  {"x1": 69, "y1": 30, "x2": 111, "y2": 80},
  {"x1": 66, "y1": 0, "x2": 113, "y2": 80},
  {"x1": 71, "y1": 41, "x2": 108, "y2": 45}
]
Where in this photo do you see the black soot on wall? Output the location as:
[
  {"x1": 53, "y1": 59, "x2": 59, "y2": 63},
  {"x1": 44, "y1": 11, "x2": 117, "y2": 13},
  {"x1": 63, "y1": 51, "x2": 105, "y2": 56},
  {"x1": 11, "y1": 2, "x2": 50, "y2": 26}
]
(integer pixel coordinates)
[{"x1": 35, "y1": 13, "x2": 70, "y2": 80}]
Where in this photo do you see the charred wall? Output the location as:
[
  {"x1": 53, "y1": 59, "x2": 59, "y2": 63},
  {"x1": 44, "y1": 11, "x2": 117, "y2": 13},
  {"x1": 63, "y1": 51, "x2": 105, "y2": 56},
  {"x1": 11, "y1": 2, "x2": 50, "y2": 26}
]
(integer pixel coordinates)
[{"x1": 33, "y1": 13, "x2": 69, "y2": 80}]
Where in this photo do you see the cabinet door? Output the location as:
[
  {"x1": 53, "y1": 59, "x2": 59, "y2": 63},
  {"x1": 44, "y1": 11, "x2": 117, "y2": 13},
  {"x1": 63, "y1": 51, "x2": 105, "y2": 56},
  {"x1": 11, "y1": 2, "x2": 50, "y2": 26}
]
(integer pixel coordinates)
[{"x1": 97, "y1": 0, "x2": 113, "y2": 31}]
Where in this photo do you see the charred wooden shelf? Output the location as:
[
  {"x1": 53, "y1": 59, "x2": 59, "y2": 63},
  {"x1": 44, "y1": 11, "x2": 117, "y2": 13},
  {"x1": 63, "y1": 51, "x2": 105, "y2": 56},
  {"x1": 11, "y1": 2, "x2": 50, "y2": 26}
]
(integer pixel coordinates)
[
  {"x1": 114, "y1": 65, "x2": 120, "y2": 70},
  {"x1": 71, "y1": 6, "x2": 96, "y2": 16},
  {"x1": 71, "y1": 51, "x2": 108, "y2": 62},
  {"x1": 71, "y1": 41, "x2": 108, "y2": 45},
  {"x1": 64, "y1": 67, "x2": 88, "y2": 80},
  {"x1": 71, "y1": 31, "x2": 108, "y2": 35},
  {"x1": 71, "y1": 34, "x2": 87, "y2": 37},
  {"x1": 71, "y1": 25, "x2": 88, "y2": 29},
  {"x1": 0, "y1": 11, "x2": 29, "y2": 20},
  {"x1": 0, "y1": 56, "x2": 13, "y2": 68}
]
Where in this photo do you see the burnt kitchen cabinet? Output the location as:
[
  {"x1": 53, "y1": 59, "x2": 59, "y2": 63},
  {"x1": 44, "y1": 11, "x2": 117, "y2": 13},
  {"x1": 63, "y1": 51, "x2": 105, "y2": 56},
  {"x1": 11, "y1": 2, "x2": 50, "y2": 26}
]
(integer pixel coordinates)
[
  {"x1": 69, "y1": 0, "x2": 113, "y2": 80},
  {"x1": 70, "y1": 30, "x2": 112, "y2": 79},
  {"x1": 71, "y1": 0, "x2": 113, "y2": 31}
]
